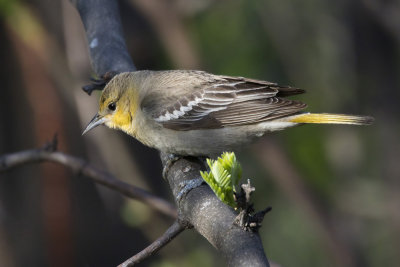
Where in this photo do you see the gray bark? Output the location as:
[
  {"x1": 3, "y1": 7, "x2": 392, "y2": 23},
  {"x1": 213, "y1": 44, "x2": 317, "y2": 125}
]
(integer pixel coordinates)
[{"x1": 70, "y1": 1, "x2": 269, "y2": 265}]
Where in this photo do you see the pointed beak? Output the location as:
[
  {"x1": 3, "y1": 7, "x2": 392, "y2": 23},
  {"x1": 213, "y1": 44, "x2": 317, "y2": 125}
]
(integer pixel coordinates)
[{"x1": 82, "y1": 113, "x2": 108, "y2": 135}]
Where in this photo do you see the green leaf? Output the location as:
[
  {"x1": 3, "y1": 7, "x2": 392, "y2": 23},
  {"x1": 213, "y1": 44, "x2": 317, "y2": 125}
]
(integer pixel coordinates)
[{"x1": 200, "y1": 152, "x2": 242, "y2": 208}]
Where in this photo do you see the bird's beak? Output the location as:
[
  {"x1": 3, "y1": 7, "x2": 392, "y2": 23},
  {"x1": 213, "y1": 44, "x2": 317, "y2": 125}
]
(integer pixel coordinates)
[{"x1": 82, "y1": 113, "x2": 108, "y2": 135}]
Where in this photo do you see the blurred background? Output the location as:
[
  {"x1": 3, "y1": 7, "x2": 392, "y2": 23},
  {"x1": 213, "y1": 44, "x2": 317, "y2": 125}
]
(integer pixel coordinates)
[{"x1": 0, "y1": 0, "x2": 398, "y2": 266}]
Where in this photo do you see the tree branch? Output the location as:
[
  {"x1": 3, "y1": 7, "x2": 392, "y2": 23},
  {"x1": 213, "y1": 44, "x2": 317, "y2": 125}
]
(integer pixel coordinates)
[
  {"x1": 71, "y1": 0, "x2": 136, "y2": 75},
  {"x1": 160, "y1": 153, "x2": 269, "y2": 267},
  {"x1": 70, "y1": 0, "x2": 270, "y2": 265},
  {"x1": 0, "y1": 147, "x2": 177, "y2": 219},
  {"x1": 118, "y1": 220, "x2": 185, "y2": 267}
]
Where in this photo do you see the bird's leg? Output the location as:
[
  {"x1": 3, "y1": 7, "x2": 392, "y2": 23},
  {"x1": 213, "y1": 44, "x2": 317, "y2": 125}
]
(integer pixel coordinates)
[
  {"x1": 162, "y1": 154, "x2": 206, "y2": 203},
  {"x1": 162, "y1": 153, "x2": 181, "y2": 180},
  {"x1": 174, "y1": 156, "x2": 207, "y2": 203},
  {"x1": 176, "y1": 178, "x2": 204, "y2": 204},
  {"x1": 82, "y1": 71, "x2": 118, "y2": 95}
]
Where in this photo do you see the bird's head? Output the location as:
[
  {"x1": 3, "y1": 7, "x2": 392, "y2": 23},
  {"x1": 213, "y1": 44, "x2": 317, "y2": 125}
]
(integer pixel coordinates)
[{"x1": 82, "y1": 73, "x2": 138, "y2": 136}]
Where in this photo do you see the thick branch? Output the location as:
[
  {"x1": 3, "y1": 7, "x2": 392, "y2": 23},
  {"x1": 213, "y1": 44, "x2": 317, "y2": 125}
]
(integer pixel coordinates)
[
  {"x1": 118, "y1": 220, "x2": 185, "y2": 267},
  {"x1": 70, "y1": 0, "x2": 269, "y2": 265},
  {"x1": 70, "y1": 0, "x2": 136, "y2": 75},
  {"x1": 161, "y1": 153, "x2": 269, "y2": 267},
  {"x1": 0, "y1": 149, "x2": 177, "y2": 218}
]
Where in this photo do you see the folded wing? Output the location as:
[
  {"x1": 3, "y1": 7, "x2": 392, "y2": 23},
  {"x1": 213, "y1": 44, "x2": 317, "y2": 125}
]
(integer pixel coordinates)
[{"x1": 142, "y1": 73, "x2": 307, "y2": 131}]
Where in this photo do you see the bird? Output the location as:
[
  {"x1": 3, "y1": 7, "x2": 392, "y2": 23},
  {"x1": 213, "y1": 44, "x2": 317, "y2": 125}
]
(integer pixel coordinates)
[{"x1": 82, "y1": 70, "x2": 373, "y2": 156}]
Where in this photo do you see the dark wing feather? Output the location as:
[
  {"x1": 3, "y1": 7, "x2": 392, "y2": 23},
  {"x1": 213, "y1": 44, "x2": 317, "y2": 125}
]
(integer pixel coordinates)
[
  {"x1": 144, "y1": 73, "x2": 307, "y2": 131},
  {"x1": 220, "y1": 76, "x2": 305, "y2": 96},
  {"x1": 213, "y1": 98, "x2": 307, "y2": 126}
]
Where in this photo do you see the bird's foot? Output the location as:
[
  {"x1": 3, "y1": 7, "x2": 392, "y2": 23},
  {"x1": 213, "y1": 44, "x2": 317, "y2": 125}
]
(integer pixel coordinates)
[
  {"x1": 176, "y1": 178, "x2": 204, "y2": 203},
  {"x1": 162, "y1": 154, "x2": 181, "y2": 180}
]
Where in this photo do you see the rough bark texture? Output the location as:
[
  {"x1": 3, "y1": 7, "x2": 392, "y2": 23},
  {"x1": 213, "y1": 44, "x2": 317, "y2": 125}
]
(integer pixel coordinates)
[
  {"x1": 160, "y1": 154, "x2": 269, "y2": 266},
  {"x1": 70, "y1": 0, "x2": 269, "y2": 265}
]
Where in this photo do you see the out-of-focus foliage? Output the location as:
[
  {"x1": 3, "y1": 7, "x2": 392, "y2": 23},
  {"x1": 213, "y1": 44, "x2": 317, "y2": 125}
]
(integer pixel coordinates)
[{"x1": 0, "y1": 0, "x2": 398, "y2": 266}]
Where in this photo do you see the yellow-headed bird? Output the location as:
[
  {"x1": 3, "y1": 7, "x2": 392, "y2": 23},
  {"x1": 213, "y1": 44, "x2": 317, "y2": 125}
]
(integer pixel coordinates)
[{"x1": 83, "y1": 70, "x2": 373, "y2": 156}]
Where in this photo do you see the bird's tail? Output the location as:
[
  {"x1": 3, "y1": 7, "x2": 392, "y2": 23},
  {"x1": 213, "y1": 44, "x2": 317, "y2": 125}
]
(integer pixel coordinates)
[{"x1": 287, "y1": 113, "x2": 374, "y2": 125}]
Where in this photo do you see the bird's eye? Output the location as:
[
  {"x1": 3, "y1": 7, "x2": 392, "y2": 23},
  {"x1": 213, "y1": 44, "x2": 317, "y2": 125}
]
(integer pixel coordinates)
[{"x1": 108, "y1": 102, "x2": 116, "y2": 111}]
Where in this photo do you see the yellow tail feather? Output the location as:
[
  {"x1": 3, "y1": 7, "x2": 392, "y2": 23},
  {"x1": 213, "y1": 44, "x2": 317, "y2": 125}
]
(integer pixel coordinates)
[{"x1": 288, "y1": 113, "x2": 374, "y2": 125}]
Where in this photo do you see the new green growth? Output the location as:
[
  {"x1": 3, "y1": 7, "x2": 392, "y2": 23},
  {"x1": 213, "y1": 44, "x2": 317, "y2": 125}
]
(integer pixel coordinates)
[{"x1": 200, "y1": 152, "x2": 242, "y2": 208}]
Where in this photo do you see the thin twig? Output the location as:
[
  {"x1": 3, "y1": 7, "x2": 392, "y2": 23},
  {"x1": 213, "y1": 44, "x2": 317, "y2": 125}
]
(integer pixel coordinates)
[
  {"x1": 118, "y1": 220, "x2": 185, "y2": 267},
  {"x1": 0, "y1": 148, "x2": 177, "y2": 218}
]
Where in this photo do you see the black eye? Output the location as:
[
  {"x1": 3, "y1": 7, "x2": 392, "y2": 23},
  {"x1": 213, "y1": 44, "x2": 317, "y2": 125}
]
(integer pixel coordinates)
[{"x1": 108, "y1": 102, "x2": 116, "y2": 111}]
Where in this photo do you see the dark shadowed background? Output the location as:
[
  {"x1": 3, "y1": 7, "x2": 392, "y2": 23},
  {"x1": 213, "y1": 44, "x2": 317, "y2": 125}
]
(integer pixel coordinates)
[{"x1": 0, "y1": 0, "x2": 398, "y2": 266}]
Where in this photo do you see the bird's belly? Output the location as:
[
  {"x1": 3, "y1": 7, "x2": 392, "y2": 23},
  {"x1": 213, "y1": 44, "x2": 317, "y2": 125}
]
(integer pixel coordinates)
[
  {"x1": 145, "y1": 126, "x2": 260, "y2": 156},
  {"x1": 136, "y1": 120, "x2": 298, "y2": 156}
]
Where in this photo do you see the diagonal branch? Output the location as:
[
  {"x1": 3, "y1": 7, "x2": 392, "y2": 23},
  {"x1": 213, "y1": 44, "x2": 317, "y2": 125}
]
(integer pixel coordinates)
[
  {"x1": 0, "y1": 147, "x2": 177, "y2": 219},
  {"x1": 160, "y1": 153, "x2": 269, "y2": 266},
  {"x1": 118, "y1": 220, "x2": 186, "y2": 267},
  {"x1": 70, "y1": 0, "x2": 136, "y2": 75},
  {"x1": 70, "y1": 0, "x2": 270, "y2": 265}
]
